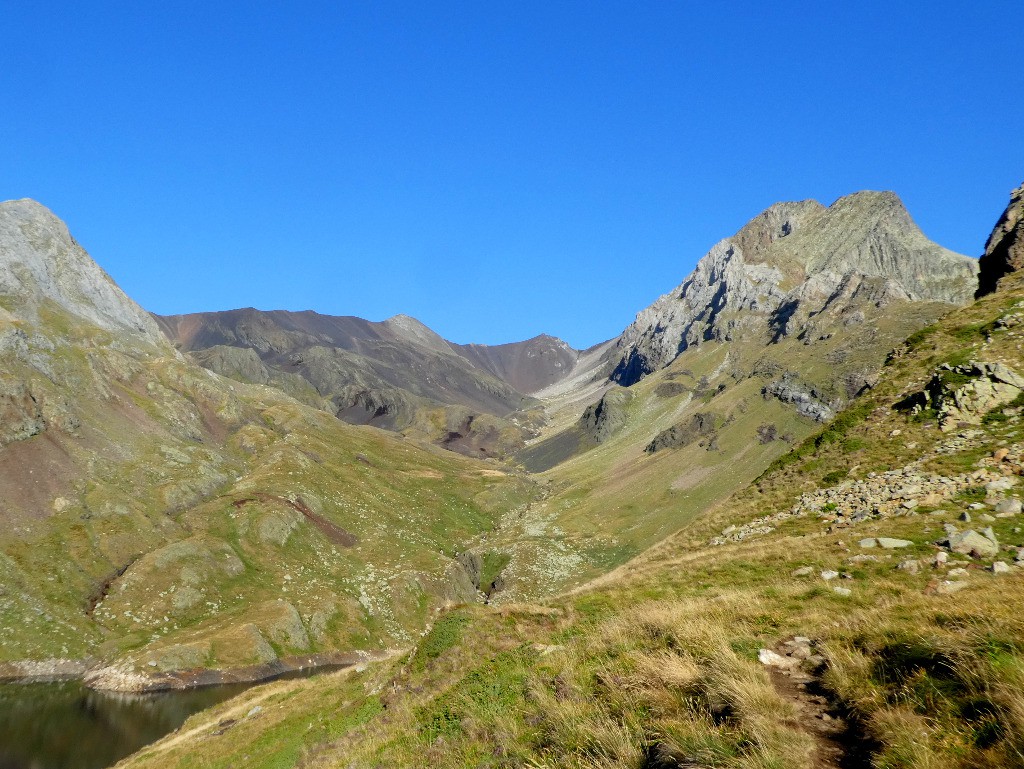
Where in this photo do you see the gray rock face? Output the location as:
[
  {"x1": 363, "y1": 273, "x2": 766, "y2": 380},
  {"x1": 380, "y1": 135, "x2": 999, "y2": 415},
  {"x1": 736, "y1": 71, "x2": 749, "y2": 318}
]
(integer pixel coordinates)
[
  {"x1": 0, "y1": 199, "x2": 165, "y2": 345},
  {"x1": 453, "y1": 334, "x2": 581, "y2": 395},
  {"x1": 644, "y1": 411, "x2": 718, "y2": 453},
  {"x1": 977, "y1": 182, "x2": 1024, "y2": 297},
  {"x1": 578, "y1": 387, "x2": 633, "y2": 443},
  {"x1": 900, "y1": 361, "x2": 1024, "y2": 431},
  {"x1": 761, "y1": 377, "x2": 835, "y2": 422},
  {"x1": 611, "y1": 192, "x2": 977, "y2": 385}
]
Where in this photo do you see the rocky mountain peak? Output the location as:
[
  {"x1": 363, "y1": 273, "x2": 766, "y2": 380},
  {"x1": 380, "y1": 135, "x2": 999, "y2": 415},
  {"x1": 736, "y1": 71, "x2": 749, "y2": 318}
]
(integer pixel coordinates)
[
  {"x1": 730, "y1": 199, "x2": 825, "y2": 262},
  {"x1": 381, "y1": 313, "x2": 455, "y2": 355},
  {"x1": 0, "y1": 199, "x2": 164, "y2": 345},
  {"x1": 976, "y1": 182, "x2": 1024, "y2": 298},
  {"x1": 610, "y1": 191, "x2": 978, "y2": 386}
]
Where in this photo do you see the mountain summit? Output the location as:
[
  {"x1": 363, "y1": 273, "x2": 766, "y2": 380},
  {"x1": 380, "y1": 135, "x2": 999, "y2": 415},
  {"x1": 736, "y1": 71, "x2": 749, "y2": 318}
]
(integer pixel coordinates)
[
  {"x1": 610, "y1": 191, "x2": 977, "y2": 385},
  {"x1": 0, "y1": 199, "x2": 164, "y2": 345}
]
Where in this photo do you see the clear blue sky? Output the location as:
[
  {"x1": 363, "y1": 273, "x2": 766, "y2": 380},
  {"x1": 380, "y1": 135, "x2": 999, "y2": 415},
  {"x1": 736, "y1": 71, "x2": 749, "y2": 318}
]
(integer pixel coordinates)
[{"x1": 2, "y1": 2, "x2": 1021, "y2": 348}]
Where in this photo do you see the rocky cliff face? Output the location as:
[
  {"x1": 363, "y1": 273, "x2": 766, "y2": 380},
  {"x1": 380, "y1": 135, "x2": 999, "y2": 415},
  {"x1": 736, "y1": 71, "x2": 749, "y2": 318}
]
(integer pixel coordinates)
[
  {"x1": 610, "y1": 192, "x2": 978, "y2": 386},
  {"x1": 0, "y1": 199, "x2": 165, "y2": 346},
  {"x1": 977, "y1": 183, "x2": 1024, "y2": 298}
]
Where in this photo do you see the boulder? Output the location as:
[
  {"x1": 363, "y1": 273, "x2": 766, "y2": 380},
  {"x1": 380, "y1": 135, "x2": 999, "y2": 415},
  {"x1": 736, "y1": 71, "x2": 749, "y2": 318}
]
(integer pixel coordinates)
[
  {"x1": 946, "y1": 529, "x2": 999, "y2": 558},
  {"x1": 986, "y1": 477, "x2": 1017, "y2": 494},
  {"x1": 878, "y1": 537, "x2": 913, "y2": 549},
  {"x1": 935, "y1": 580, "x2": 969, "y2": 595},
  {"x1": 996, "y1": 498, "x2": 1022, "y2": 516}
]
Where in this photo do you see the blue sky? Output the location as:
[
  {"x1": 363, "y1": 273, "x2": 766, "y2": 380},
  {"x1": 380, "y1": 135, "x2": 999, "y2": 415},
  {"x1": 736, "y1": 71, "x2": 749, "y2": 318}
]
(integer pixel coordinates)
[{"x1": 2, "y1": 2, "x2": 1021, "y2": 348}]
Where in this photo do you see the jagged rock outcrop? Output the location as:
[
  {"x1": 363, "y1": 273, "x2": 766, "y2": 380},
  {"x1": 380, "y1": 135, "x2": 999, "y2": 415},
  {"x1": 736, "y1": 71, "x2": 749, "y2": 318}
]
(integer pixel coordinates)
[
  {"x1": 762, "y1": 377, "x2": 836, "y2": 422},
  {"x1": 899, "y1": 361, "x2": 1024, "y2": 431},
  {"x1": 611, "y1": 192, "x2": 978, "y2": 385},
  {"x1": 977, "y1": 183, "x2": 1024, "y2": 297},
  {"x1": 578, "y1": 387, "x2": 633, "y2": 443},
  {"x1": 645, "y1": 412, "x2": 718, "y2": 453},
  {"x1": 0, "y1": 199, "x2": 165, "y2": 345},
  {"x1": 0, "y1": 379, "x2": 44, "y2": 446}
]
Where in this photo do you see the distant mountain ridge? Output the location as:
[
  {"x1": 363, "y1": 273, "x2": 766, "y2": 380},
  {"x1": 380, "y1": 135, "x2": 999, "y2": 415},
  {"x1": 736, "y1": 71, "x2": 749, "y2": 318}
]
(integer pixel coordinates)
[
  {"x1": 153, "y1": 190, "x2": 979, "y2": 464},
  {"x1": 155, "y1": 307, "x2": 585, "y2": 457}
]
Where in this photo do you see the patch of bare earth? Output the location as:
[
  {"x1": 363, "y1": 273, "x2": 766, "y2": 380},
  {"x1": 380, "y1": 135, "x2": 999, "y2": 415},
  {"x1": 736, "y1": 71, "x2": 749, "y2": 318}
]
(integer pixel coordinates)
[{"x1": 763, "y1": 637, "x2": 874, "y2": 769}]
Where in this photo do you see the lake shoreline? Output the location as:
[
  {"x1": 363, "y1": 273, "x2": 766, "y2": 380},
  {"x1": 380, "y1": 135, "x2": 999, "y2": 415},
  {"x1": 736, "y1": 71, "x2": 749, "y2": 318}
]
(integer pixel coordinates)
[{"x1": 0, "y1": 648, "x2": 393, "y2": 692}]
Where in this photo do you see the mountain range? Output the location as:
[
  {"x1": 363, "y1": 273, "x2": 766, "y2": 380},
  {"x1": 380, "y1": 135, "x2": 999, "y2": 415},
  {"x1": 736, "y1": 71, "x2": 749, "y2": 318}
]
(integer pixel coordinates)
[
  {"x1": 0, "y1": 187, "x2": 991, "y2": 701},
  {"x1": 97, "y1": 180, "x2": 1024, "y2": 769}
]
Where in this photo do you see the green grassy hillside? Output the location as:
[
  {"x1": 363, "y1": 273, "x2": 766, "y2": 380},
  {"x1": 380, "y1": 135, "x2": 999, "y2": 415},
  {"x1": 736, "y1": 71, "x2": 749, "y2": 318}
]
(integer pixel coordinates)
[
  {"x1": 0, "y1": 299, "x2": 537, "y2": 682},
  {"x1": 118, "y1": 273, "x2": 1024, "y2": 769},
  {"x1": 482, "y1": 297, "x2": 958, "y2": 603}
]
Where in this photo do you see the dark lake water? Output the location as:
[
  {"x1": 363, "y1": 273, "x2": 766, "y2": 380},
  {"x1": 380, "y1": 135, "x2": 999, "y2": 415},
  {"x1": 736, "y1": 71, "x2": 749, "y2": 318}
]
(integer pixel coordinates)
[{"x1": 0, "y1": 678, "x2": 259, "y2": 769}]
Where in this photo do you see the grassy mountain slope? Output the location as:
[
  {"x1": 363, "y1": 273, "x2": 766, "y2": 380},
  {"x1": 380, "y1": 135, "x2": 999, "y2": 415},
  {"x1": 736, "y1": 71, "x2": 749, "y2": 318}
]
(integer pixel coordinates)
[
  {"x1": 121, "y1": 271, "x2": 1024, "y2": 769},
  {"x1": 488, "y1": 299, "x2": 962, "y2": 603},
  {"x1": 0, "y1": 202, "x2": 539, "y2": 685}
]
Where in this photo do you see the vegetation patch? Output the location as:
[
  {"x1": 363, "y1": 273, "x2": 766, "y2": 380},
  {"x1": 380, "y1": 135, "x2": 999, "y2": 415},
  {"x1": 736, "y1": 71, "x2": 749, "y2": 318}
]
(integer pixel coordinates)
[{"x1": 411, "y1": 611, "x2": 471, "y2": 671}]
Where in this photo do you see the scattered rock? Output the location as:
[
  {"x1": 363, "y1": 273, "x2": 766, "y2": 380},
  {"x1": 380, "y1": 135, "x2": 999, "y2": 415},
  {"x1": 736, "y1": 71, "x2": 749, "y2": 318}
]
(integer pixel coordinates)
[
  {"x1": 820, "y1": 570, "x2": 840, "y2": 580},
  {"x1": 897, "y1": 559, "x2": 920, "y2": 575},
  {"x1": 791, "y1": 566, "x2": 814, "y2": 577},
  {"x1": 832, "y1": 586, "x2": 852, "y2": 597},
  {"x1": 759, "y1": 648, "x2": 801, "y2": 670},
  {"x1": 992, "y1": 561, "x2": 1011, "y2": 574},
  {"x1": 878, "y1": 537, "x2": 913, "y2": 549},
  {"x1": 858, "y1": 538, "x2": 877, "y2": 548}
]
